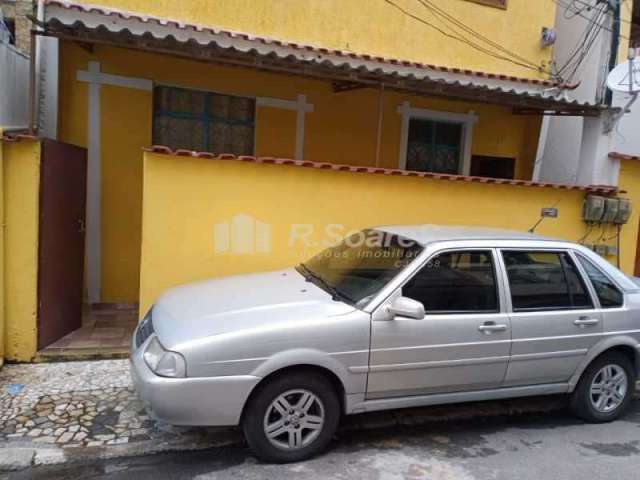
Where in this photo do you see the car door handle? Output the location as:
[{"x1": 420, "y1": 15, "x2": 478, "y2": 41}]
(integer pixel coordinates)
[
  {"x1": 574, "y1": 317, "x2": 600, "y2": 327},
  {"x1": 478, "y1": 323, "x2": 508, "y2": 334}
]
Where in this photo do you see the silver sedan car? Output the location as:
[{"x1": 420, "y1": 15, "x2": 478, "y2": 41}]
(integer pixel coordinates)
[{"x1": 131, "y1": 225, "x2": 640, "y2": 462}]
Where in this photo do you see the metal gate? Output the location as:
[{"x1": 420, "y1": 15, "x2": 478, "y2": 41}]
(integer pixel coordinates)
[{"x1": 37, "y1": 139, "x2": 87, "y2": 350}]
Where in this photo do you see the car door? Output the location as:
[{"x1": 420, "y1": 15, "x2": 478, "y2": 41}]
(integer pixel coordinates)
[
  {"x1": 500, "y1": 249, "x2": 604, "y2": 387},
  {"x1": 367, "y1": 249, "x2": 512, "y2": 399}
]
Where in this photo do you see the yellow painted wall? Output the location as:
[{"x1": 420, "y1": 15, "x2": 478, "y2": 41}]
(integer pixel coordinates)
[
  {"x1": 1, "y1": 139, "x2": 40, "y2": 361},
  {"x1": 138, "y1": 152, "x2": 609, "y2": 315},
  {"x1": 619, "y1": 1, "x2": 634, "y2": 62},
  {"x1": 77, "y1": 0, "x2": 555, "y2": 80},
  {"x1": 618, "y1": 158, "x2": 640, "y2": 275},
  {"x1": 101, "y1": 85, "x2": 151, "y2": 301},
  {"x1": 58, "y1": 41, "x2": 541, "y2": 303}
]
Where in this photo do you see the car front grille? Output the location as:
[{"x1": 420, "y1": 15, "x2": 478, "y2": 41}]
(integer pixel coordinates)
[{"x1": 135, "y1": 311, "x2": 154, "y2": 348}]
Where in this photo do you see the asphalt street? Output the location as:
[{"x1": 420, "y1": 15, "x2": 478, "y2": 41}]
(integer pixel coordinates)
[{"x1": 7, "y1": 397, "x2": 640, "y2": 480}]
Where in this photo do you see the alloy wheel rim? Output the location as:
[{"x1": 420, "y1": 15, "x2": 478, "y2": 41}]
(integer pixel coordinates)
[
  {"x1": 263, "y1": 389, "x2": 325, "y2": 451},
  {"x1": 590, "y1": 364, "x2": 628, "y2": 413}
]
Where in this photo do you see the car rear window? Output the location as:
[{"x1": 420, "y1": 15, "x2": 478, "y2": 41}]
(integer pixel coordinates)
[{"x1": 502, "y1": 251, "x2": 593, "y2": 311}]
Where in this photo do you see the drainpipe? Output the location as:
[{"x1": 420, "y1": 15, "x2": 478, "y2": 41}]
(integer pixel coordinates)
[{"x1": 605, "y1": 0, "x2": 621, "y2": 106}]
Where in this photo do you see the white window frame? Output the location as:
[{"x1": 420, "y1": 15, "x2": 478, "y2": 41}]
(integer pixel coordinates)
[{"x1": 397, "y1": 101, "x2": 477, "y2": 175}]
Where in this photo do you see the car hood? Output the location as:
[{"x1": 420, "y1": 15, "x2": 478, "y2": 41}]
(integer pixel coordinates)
[{"x1": 151, "y1": 268, "x2": 356, "y2": 350}]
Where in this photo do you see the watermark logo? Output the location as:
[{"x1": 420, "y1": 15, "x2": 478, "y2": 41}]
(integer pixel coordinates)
[
  {"x1": 213, "y1": 214, "x2": 272, "y2": 254},
  {"x1": 212, "y1": 214, "x2": 420, "y2": 257}
]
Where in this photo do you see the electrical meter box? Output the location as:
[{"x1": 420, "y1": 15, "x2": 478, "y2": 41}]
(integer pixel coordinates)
[
  {"x1": 615, "y1": 198, "x2": 632, "y2": 224},
  {"x1": 594, "y1": 244, "x2": 608, "y2": 256},
  {"x1": 582, "y1": 195, "x2": 605, "y2": 223},
  {"x1": 601, "y1": 198, "x2": 620, "y2": 223}
]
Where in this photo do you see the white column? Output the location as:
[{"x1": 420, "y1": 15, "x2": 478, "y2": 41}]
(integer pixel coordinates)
[
  {"x1": 577, "y1": 113, "x2": 618, "y2": 187},
  {"x1": 397, "y1": 101, "x2": 411, "y2": 170},
  {"x1": 294, "y1": 95, "x2": 309, "y2": 160},
  {"x1": 256, "y1": 94, "x2": 314, "y2": 160},
  {"x1": 84, "y1": 61, "x2": 102, "y2": 304},
  {"x1": 76, "y1": 62, "x2": 152, "y2": 303}
]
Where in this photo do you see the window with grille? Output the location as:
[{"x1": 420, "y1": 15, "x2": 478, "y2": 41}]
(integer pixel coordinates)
[
  {"x1": 152, "y1": 86, "x2": 255, "y2": 156},
  {"x1": 406, "y1": 118, "x2": 463, "y2": 174}
]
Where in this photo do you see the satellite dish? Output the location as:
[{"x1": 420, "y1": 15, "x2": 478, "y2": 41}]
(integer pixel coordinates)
[{"x1": 607, "y1": 56, "x2": 640, "y2": 94}]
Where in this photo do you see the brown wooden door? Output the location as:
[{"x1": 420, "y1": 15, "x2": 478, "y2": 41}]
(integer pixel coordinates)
[{"x1": 37, "y1": 140, "x2": 87, "y2": 349}]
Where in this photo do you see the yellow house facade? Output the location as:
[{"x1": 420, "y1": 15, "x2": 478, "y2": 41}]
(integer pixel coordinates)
[
  {"x1": 0, "y1": 0, "x2": 637, "y2": 361},
  {"x1": 50, "y1": 0, "x2": 582, "y2": 306}
]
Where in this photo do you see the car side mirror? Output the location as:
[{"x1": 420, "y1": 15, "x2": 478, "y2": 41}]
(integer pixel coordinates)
[{"x1": 387, "y1": 296, "x2": 425, "y2": 320}]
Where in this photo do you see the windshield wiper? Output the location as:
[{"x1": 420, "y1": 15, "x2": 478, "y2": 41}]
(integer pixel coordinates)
[{"x1": 296, "y1": 264, "x2": 355, "y2": 304}]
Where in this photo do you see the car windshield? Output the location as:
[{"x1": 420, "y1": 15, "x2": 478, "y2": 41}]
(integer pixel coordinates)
[{"x1": 296, "y1": 229, "x2": 423, "y2": 307}]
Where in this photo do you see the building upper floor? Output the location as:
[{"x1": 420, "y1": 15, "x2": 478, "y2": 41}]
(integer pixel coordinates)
[{"x1": 71, "y1": 0, "x2": 559, "y2": 81}]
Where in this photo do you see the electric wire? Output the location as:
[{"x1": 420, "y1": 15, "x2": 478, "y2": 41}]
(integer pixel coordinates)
[
  {"x1": 411, "y1": 0, "x2": 544, "y2": 72},
  {"x1": 578, "y1": 224, "x2": 595, "y2": 243},
  {"x1": 382, "y1": 0, "x2": 550, "y2": 75},
  {"x1": 554, "y1": 1, "x2": 610, "y2": 82},
  {"x1": 571, "y1": 0, "x2": 640, "y2": 27},
  {"x1": 552, "y1": 0, "x2": 631, "y2": 40}
]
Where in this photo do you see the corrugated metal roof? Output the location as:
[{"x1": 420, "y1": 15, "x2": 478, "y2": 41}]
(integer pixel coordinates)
[
  {"x1": 41, "y1": 0, "x2": 611, "y2": 116},
  {"x1": 144, "y1": 145, "x2": 619, "y2": 195}
]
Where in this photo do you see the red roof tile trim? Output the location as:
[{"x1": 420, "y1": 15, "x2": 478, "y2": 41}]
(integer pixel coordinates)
[
  {"x1": 610, "y1": 152, "x2": 640, "y2": 161},
  {"x1": 144, "y1": 146, "x2": 618, "y2": 195},
  {"x1": 0, "y1": 133, "x2": 39, "y2": 143},
  {"x1": 44, "y1": 0, "x2": 564, "y2": 89}
]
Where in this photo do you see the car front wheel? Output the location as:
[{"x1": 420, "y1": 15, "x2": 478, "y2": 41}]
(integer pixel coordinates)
[
  {"x1": 242, "y1": 372, "x2": 340, "y2": 463},
  {"x1": 570, "y1": 352, "x2": 636, "y2": 423}
]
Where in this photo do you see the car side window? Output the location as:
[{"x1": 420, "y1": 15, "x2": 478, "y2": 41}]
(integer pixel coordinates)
[
  {"x1": 576, "y1": 254, "x2": 623, "y2": 308},
  {"x1": 403, "y1": 250, "x2": 498, "y2": 314},
  {"x1": 502, "y1": 251, "x2": 593, "y2": 311}
]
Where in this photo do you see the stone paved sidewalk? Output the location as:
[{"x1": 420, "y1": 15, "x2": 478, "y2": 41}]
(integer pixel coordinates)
[
  {"x1": 0, "y1": 360, "x2": 240, "y2": 471},
  {"x1": 3, "y1": 359, "x2": 630, "y2": 473}
]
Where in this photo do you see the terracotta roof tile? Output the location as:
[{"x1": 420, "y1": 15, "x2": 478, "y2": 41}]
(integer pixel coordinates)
[
  {"x1": 0, "y1": 133, "x2": 39, "y2": 142},
  {"x1": 610, "y1": 152, "x2": 640, "y2": 161},
  {"x1": 143, "y1": 146, "x2": 618, "y2": 195}
]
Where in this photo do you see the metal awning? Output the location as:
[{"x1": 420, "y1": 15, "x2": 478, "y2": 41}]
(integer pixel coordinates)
[{"x1": 40, "y1": 0, "x2": 613, "y2": 117}]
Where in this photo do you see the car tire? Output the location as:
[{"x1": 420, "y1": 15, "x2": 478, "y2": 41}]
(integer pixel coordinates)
[
  {"x1": 570, "y1": 352, "x2": 636, "y2": 423},
  {"x1": 242, "y1": 371, "x2": 341, "y2": 463}
]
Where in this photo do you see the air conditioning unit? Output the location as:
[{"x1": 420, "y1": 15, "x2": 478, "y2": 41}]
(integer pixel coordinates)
[{"x1": 594, "y1": 244, "x2": 609, "y2": 256}]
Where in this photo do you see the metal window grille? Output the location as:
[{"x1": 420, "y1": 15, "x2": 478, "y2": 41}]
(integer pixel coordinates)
[
  {"x1": 152, "y1": 86, "x2": 255, "y2": 156},
  {"x1": 406, "y1": 118, "x2": 463, "y2": 174}
]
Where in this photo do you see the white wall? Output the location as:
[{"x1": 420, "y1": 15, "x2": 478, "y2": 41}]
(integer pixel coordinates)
[
  {"x1": 613, "y1": 48, "x2": 640, "y2": 157},
  {"x1": 612, "y1": 89, "x2": 640, "y2": 158},
  {"x1": 0, "y1": 41, "x2": 29, "y2": 129},
  {"x1": 536, "y1": 3, "x2": 614, "y2": 186}
]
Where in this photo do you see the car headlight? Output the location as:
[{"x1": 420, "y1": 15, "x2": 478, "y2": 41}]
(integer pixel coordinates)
[{"x1": 143, "y1": 336, "x2": 186, "y2": 378}]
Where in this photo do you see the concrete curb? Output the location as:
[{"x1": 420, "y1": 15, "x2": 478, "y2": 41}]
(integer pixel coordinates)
[
  {"x1": 0, "y1": 448, "x2": 35, "y2": 472},
  {"x1": 1, "y1": 394, "x2": 574, "y2": 472}
]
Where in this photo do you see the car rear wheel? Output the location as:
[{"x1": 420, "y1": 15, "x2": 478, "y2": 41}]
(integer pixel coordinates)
[
  {"x1": 242, "y1": 372, "x2": 340, "y2": 463},
  {"x1": 570, "y1": 352, "x2": 636, "y2": 423}
]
